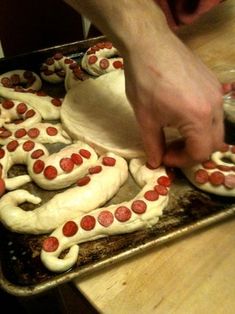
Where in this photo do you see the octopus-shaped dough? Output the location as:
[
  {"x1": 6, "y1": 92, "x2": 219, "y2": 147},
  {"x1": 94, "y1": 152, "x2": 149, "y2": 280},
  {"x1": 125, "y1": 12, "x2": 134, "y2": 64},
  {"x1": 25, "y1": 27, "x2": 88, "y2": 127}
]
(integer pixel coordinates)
[
  {"x1": 182, "y1": 144, "x2": 235, "y2": 196},
  {"x1": 40, "y1": 159, "x2": 171, "y2": 273},
  {"x1": 0, "y1": 69, "x2": 42, "y2": 91},
  {"x1": 40, "y1": 53, "x2": 86, "y2": 91},
  {"x1": 0, "y1": 153, "x2": 128, "y2": 234},
  {"x1": 81, "y1": 41, "x2": 123, "y2": 76},
  {"x1": 0, "y1": 140, "x2": 97, "y2": 191}
]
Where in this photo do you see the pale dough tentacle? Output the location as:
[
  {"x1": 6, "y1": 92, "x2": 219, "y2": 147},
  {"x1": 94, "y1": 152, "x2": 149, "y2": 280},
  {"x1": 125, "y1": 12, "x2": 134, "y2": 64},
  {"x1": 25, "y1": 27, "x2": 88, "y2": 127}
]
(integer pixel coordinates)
[
  {"x1": 81, "y1": 41, "x2": 123, "y2": 76},
  {"x1": 0, "y1": 153, "x2": 128, "y2": 234},
  {"x1": 40, "y1": 160, "x2": 171, "y2": 273},
  {"x1": 0, "y1": 140, "x2": 98, "y2": 191},
  {"x1": 0, "y1": 88, "x2": 62, "y2": 120},
  {"x1": 0, "y1": 70, "x2": 42, "y2": 91},
  {"x1": 40, "y1": 53, "x2": 86, "y2": 91},
  {"x1": 0, "y1": 122, "x2": 72, "y2": 145},
  {"x1": 181, "y1": 144, "x2": 235, "y2": 196}
]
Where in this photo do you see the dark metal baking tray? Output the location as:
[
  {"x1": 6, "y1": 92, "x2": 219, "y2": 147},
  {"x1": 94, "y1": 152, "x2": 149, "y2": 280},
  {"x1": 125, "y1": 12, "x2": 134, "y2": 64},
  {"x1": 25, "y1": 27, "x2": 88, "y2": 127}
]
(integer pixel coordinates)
[{"x1": 0, "y1": 37, "x2": 234, "y2": 296}]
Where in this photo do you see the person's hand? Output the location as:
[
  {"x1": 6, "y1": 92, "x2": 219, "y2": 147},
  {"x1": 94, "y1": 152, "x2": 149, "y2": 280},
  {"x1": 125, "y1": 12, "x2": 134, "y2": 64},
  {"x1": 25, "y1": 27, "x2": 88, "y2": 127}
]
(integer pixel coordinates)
[{"x1": 123, "y1": 28, "x2": 224, "y2": 168}]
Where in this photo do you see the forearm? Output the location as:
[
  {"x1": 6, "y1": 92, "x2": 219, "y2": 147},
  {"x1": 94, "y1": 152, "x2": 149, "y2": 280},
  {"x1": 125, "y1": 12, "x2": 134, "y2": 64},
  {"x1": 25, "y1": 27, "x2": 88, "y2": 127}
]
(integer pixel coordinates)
[{"x1": 63, "y1": 0, "x2": 169, "y2": 55}]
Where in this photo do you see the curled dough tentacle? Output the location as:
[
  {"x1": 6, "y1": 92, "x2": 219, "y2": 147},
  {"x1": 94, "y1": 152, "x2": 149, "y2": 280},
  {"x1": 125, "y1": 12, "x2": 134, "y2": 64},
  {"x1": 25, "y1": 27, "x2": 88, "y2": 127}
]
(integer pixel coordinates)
[
  {"x1": 0, "y1": 153, "x2": 128, "y2": 234},
  {"x1": 181, "y1": 144, "x2": 235, "y2": 196},
  {"x1": 0, "y1": 70, "x2": 42, "y2": 91},
  {"x1": 81, "y1": 41, "x2": 123, "y2": 76},
  {"x1": 0, "y1": 140, "x2": 98, "y2": 191},
  {"x1": 0, "y1": 88, "x2": 62, "y2": 120},
  {"x1": 40, "y1": 53, "x2": 87, "y2": 91},
  {"x1": 40, "y1": 160, "x2": 171, "y2": 273}
]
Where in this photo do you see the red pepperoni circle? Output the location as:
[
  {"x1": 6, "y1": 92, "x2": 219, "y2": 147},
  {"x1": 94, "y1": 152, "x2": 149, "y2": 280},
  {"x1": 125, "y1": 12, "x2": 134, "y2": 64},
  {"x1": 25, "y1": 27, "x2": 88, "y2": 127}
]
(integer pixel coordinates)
[
  {"x1": 98, "y1": 210, "x2": 114, "y2": 227},
  {"x1": 25, "y1": 109, "x2": 35, "y2": 118},
  {"x1": 154, "y1": 185, "x2": 168, "y2": 196},
  {"x1": 10, "y1": 74, "x2": 20, "y2": 85},
  {"x1": 0, "y1": 178, "x2": 5, "y2": 197},
  {"x1": 27, "y1": 128, "x2": 40, "y2": 138},
  {"x1": 15, "y1": 128, "x2": 27, "y2": 138},
  {"x1": 53, "y1": 52, "x2": 63, "y2": 60},
  {"x1": 202, "y1": 160, "x2": 217, "y2": 169},
  {"x1": 46, "y1": 127, "x2": 58, "y2": 136},
  {"x1": 220, "y1": 143, "x2": 229, "y2": 152},
  {"x1": 42, "y1": 236, "x2": 59, "y2": 252},
  {"x1": 80, "y1": 215, "x2": 96, "y2": 230},
  {"x1": 104, "y1": 42, "x2": 113, "y2": 49},
  {"x1": 51, "y1": 98, "x2": 62, "y2": 107},
  {"x1": 88, "y1": 55, "x2": 98, "y2": 65},
  {"x1": 217, "y1": 165, "x2": 231, "y2": 171},
  {"x1": 224, "y1": 174, "x2": 235, "y2": 189},
  {"x1": 194, "y1": 169, "x2": 209, "y2": 184},
  {"x1": 99, "y1": 58, "x2": 109, "y2": 70},
  {"x1": 115, "y1": 206, "x2": 132, "y2": 222},
  {"x1": 1, "y1": 77, "x2": 12, "y2": 87},
  {"x1": 36, "y1": 90, "x2": 47, "y2": 96},
  {"x1": 60, "y1": 158, "x2": 74, "y2": 173},
  {"x1": 79, "y1": 149, "x2": 91, "y2": 159},
  {"x1": 113, "y1": 60, "x2": 123, "y2": 69},
  {"x1": 102, "y1": 156, "x2": 116, "y2": 166},
  {"x1": 76, "y1": 176, "x2": 90, "y2": 186},
  {"x1": 31, "y1": 149, "x2": 45, "y2": 159},
  {"x1": 2, "y1": 100, "x2": 14, "y2": 109},
  {"x1": 0, "y1": 148, "x2": 5, "y2": 159},
  {"x1": 89, "y1": 165, "x2": 102, "y2": 174},
  {"x1": 46, "y1": 58, "x2": 54, "y2": 65},
  {"x1": 0, "y1": 130, "x2": 12, "y2": 138},
  {"x1": 44, "y1": 165, "x2": 58, "y2": 180},
  {"x1": 16, "y1": 102, "x2": 27, "y2": 114},
  {"x1": 33, "y1": 160, "x2": 45, "y2": 174},
  {"x1": 231, "y1": 146, "x2": 235, "y2": 154},
  {"x1": 71, "y1": 153, "x2": 83, "y2": 165},
  {"x1": 64, "y1": 58, "x2": 74, "y2": 64},
  {"x1": 23, "y1": 140, "x2": 35, "y2": 151},
  {"x1": 62, "y1": 221, "x2": 78, "y2": 237},
  {"x1": 96, "y1": 42, "x2": 105, "y2": 49},
  {"x1": 23, "y1": 70, "x2": 33, "y2": 79},
  {"x1": 144, "y1": 190, "x2": 159, "y2": 201},
  {"x1": 209, "y1": 171, "x2": 225, "y2": 186},
  {"x1": 157, "y1": 176, "x2": 171, "y2": 187},
  {"x1": 7, "y1": 140, "x2": 19, "y2": 152},
  {"x1": 131, "y1": 200, "x2": 147, "y2": 214}
]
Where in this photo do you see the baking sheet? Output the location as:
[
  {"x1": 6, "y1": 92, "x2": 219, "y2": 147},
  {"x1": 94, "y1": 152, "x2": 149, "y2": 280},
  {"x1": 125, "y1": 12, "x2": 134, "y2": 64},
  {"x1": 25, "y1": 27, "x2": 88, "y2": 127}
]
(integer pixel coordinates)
[{"x1": 0, "y1": 37, "x2": 234, "y2": 297}]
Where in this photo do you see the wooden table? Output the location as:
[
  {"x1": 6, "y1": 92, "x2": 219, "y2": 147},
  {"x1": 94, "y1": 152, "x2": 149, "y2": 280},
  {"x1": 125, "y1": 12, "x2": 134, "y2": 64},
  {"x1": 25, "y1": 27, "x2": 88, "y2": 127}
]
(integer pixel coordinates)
[{"x1": 74, "y1": 1, "x2": 235, "y2": 313}]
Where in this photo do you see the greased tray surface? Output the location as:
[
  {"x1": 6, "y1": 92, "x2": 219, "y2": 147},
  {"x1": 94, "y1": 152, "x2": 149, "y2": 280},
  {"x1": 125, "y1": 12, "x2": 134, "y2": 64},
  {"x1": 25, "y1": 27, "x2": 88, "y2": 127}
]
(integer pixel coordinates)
[{"x1": 0, "y1": 37, "x2": 235, "y2": 296}]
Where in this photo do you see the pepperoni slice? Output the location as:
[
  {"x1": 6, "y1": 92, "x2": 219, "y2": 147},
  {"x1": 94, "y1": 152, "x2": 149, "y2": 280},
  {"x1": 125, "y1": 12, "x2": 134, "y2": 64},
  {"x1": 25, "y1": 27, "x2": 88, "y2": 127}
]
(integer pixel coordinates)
[
  {"x1": 209, "y1": 171, "x2": 225, "y2": 186},
  {"x1": 43, "y1": 69, "x2": 54, "y2": 76},
  {"x1": 15, "y1": 128, "x2": 27, "y2": 138},
  {"x1": 62, "y1": 221, "x2": 78, "y2": 237},
  {"x1": 104, "y1": 42, "x2": 113, "y2": 49},
  {"x1": 0, "y1": 149, "x2": 5, "y2": 159},
  {"x1": 16, "y1": 102, "x2": 27, "y2": 114},
  {"x1": 113, "y1": 60, "x2": 123, "y2": 69},
  {"x1": 194, "y1": 169, "x2": 209, "y2": 184},
  {"x1": 144, "y1": 190, "x2": 159, "y2": 201},
  {"x1": 79, "y1": 149, "x2": 91, "y2": 159},
  {"x1": 51, "y1": 98, "x2": 62, "y2": 107},
  {"x1": 89, "y1": 165, "x2": 102, "y2": 174},
  {"x1": 53, "y1": 52, "x2": 63, "y2": 60},
  {"x1": 217, "y1": 165, "x2": 231, "y2": 171},
  {"x1": 0, "y1": 130, "x2": 12, "y2": 138},
  {"x1": 1, "y1": 77, "x2": 12, "y2": 87},
  {"x1": 202, "y1": 160, "x2": 217, "y2": 169},
  {"x1": 88, "y1": 55, "x2": 98, "y2": 65},
  {"x1": 219, "y1": 143, "x2": 229, "y2": 152},
  {"x1": 46, "y1": 127, "x2": 58, "y2": 136},
  {"x1": 23, "y1": 70, "x2": 34, "y2": 79},
  {"x1": 154, "y1": 185, "x2": 168, "y2": 196},
  {"x1": 222, "y1": 82, "x2": 232, "y2": 94},
  {"x1": 2, "y1": 100, "x2": 14, "y2": 109},
  {"x1": 0, "y1": 178, "x2": 5, "y2": 197},
  {"x1": 64, "y1": 58, "x2": 74, "y2": 64},
  {"x1": 80, "y1": 215, "x2": 96, "y2": 230},
  {"x1": 71, "y1": 153, "x2": 83, "y2": 165},
  {"x1": 157, "y1": 176, "x2": 171, "y2": 187},
  {"x1": 28, "y1": 128, "x2": 40, "y2": 138},
  {"x1": 33, "y1": 160, "x2": 45, "y2": 174},
  {"x1": 224, "y1": 174, "x2": 235, "y2": 189},
  {"x1": 60, "y1": 158, "x2": 74, "y2": 173},
  {"x1": 31, "y1": 149, "x2": 45, "y2": 159},
  {"x1": 98, "y1": 210, "x2": 114, "y2": 227},
  {"x1": 25, "y1": 109, "x2": 35, "y2": 118},
  {"x1": 10, "y1": 74, "x2": 20, "y2": 85},
  {"x1": 131, "y1": 200, "x2": 147, "y2": 214},
  {"x1": 42, "y1": 236, "x2": 59, "y2": 252},
  {"x1": 7, "y1": 140, "x2": 19, "y2": 152},
  {"x1": 23, "y1": 140, "x2": 35, "y2": 151},
  {"x1": 96, "y1": 42, "x2": 105, "y2": 49},
  {"x1": 44, "y1": 165, "x2": 58, "y2": 180},
  {"x1": 36, "y1": 90, "x2": 47, "y2": 96},
  {"x1": 76, "y1": 176, "x2": 90, "y2": 186},
  {"x1": 115, "y1": 206, "x2": 132, "y2": 222},
  {"x1": 46, "y1": 58, "x2": 54, "y2": 65},
  {"x1": 99, "y1": 58, "x2": 109, "y2": 69},
  {"x1": 102, "y1": 156, "x2": 116, "y2": 166},
  {"x1": 231, "y1": 146, "x2": 235, "y2": 154}
]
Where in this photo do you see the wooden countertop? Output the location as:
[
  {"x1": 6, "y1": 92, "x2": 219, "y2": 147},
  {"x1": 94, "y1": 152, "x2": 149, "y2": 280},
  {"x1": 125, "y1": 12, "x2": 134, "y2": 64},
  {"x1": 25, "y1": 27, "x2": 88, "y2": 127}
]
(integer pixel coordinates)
[{"x1": 74, "y1": 1, "x2": 235, "y2": 313}]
